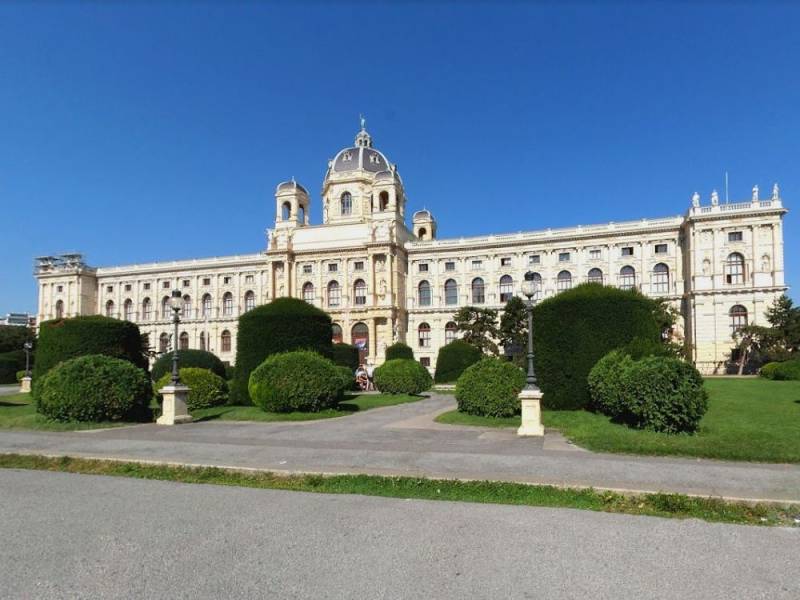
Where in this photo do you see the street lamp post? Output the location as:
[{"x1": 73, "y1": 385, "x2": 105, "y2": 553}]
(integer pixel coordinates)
[
  {"x1": 156, "y1": 289, "x2": 192, "y2": 425},
  {"x1": 517, "y1": 271, "x2": 544, "y2": 436},
  {"x1": 20, "y1": 341, "x2": 33, "y2": 393}
]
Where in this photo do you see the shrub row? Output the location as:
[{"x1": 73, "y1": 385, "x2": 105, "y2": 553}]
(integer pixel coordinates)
[
  {"x1": 760, "y1": 359, "x2": 800, "y2": 381},
  {"x1": 588, "y1": 351, "x2": 707, "y2": 434}
]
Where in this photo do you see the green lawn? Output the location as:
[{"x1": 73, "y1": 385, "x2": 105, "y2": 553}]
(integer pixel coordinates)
[
  {"x1": 0, "y1": 392, "x2": 424, "y2": 430},
  {"x1": 191, "y1": 393, "x2": 422, "y2": 422},
  {"x1": 437, "y1": 378, "x2": 800, "y2": 463},
  {"x1": 0, "y1": 393, "x2": 134, "y2": 431},
  {"x1": 435, "y1": 410, "x2": 520, "y2": 428}
]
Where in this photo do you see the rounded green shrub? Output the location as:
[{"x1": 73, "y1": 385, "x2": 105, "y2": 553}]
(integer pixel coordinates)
[
  {"x1": 36, "y1": 354, "x2": 152, "y2": 422},
  {"x1": 373, "y1": 359, "x2": 432, "y2": 395},
  {"x1": 332, "y1": 343, "x2": 360, "y2": 371},
  {"x1": 385, "y1": 342, "x2": 414, "y2": 361},
  {"x1": 33, "y1": 316, "x2": 148, "y2": 389},
  {"x1": 233, "y1": 298, "x2": 333, "y2": 405},
  {"x1": 248, "y1": 351, "x2": 342, "y2": 413},
  {"x1": 532, "y1": 283, "x2": 662, "y2": 410},
  {"x1": 155, "y1": 368, "x2": 228, "y2": 410},
  {"x1": 760, "y1": 362, "x2": 781, "y2": 379},
  {"x1": 455, "y1": 358, "x2": 526, "y2": 417},
  {"x1": 588, "y1": 352, "x2": 708, "y2": 433},
  {"x1": 434, "y1": 340, "x2": 483, "y2": 383},
  {"x1": 335, "y1": 365, "x2": 356, "y2": 392},
  {"x1": 151, "y1": 349, "x2": 226, "y2": 382},
  {"x1": 765, "y1": 359, "x2": 800, "y2": 381}
]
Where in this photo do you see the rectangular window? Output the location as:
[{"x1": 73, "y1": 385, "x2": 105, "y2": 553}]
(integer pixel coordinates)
[
  {"x1": 106, "y1": 285, "x2": 113, "y2": 293},
  {"x1": 245, "y1": 274, "x2": 254, "y2": 284},
  {"x1": 420, "y1": 357, "x2": 431, "y2": 368},
  {"x1": 471, "y1": 260, "x2": 483, "y2": 270},
  {"x1": 529, "y1": 254, "x2": 540, "y2": 265},
  {"x1": 500, "y1": 257, "x2": 512, "y2": 267},
  {"x1": 445, "y1": 261, "x2": 455, "y2": 272},
  {"x1": 621, "y1": 247, "x2": 634, "y2": 257},
  {"x1": 223, "y1": 276, "x2": 232, "y2": 284},
  {"x1": 655, "y1": 244, "x2": 668, "y2": 254},
  {"x1": 328, "y1": 263, "x2": 338, "y2": 273},
  {"x1": 183, "y1": 279, "x2": 190, "y2": 287},
  {"x1": 558, "y1": 252, "x2": 570, "y2": 263},
  {"x1": 124, "y1": 284, "x2": 131, "y2": 292},
  {"x1": 419, "y1": 263, "x2": 429, "y2": 272},
  {"x1": 163, "y1": 281, "x2": 170, "y2": 289},
  {"x1": 354, "y1": 261, "x2": 364, "y2": 271},
  {"x1": 143, "y1": 283, "x2": 151, "y2": 290},
  {"x1": 728, "y1": 231, "x2": 743, "y2": 242},
  {"x1": 302, "y1": 265, "x2": 313, "y2": 274},
  {"x1": 589, "y1": 249, "x2": 601, "y2": 260},
  {"x1": 57, "y1": 285, "x2": 63, "y2": 292},
  {"x1": 203, "y1": 278, "x2": 211, "y2": 286}
]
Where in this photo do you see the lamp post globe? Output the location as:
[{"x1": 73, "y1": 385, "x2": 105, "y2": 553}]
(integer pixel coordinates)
[{"x1": 170, "y1": 289, "x2": 182, "y2": 385}]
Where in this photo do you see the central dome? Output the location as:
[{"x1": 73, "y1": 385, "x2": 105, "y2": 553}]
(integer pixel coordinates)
[{"x1": 326, "y1": 124, "x2": 393, "y2": 177}]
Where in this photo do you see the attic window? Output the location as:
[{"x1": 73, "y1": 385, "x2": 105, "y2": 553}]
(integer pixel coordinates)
[
  {"x1": 342, "y1": 151, "x2": 352, "y2": 161},
  {"x1": 369, "y1": 154, "x2": 379, "y2": 164}
]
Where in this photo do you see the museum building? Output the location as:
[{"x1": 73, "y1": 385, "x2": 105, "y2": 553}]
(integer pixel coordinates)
[{"x1": 34, "y1": 124, "x2": 788, "y2": 374}]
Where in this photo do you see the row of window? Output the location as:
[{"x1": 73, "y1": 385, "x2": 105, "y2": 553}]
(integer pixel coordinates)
[
  {"x1": 158, "y1": 330, "x2": 233, "y2": 353},
  {"x1": 103, "y1": 275, "x2": 252, "y2": 295},
  {"x1": 103, "y1": 292, "x2": 257, "y2": 321},
  {"x1": 337, "y1": 191, "x2": 391, "y2": 217}
]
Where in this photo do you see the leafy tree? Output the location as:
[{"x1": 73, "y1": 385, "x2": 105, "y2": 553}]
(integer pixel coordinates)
[
  {"x1": 499, "y1": 296, "x2": 528, "y2": 365},
  {"x1": 733, "y1": 295, "x2": 800, "y2": 370},
  {"x1": 453, "y1": 306, "x2": 500, "y2": 355},
  {"x1": 0, "y1": 325, "x2": 33, "y2": 354},
  {"x1": 765, "y1": 294, "x2": 800, "y2": 354}
]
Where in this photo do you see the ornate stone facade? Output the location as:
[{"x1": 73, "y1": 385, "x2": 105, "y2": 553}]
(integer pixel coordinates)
[{"x1": 34, "y1": 125, "x2": 788, "y2": 374}]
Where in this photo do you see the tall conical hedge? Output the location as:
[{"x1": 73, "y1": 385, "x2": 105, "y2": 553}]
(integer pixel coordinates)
[{"x1": 231, "y1": 297, "x2": 333, "y2": 404}]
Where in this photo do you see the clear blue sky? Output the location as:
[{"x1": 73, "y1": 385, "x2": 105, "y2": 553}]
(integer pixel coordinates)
[{"x1": 1, "y1": 2, "x2": 798, "y2": 314}]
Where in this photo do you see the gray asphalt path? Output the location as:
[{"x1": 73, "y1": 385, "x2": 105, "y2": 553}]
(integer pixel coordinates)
[
  {"x1": 0, "y1": 469, "x2": 797, "y2": 599},
  {"x1": 1, "y1": 395, "x2": 798, "y2": 502},
  {"x1": 0, "y1": 384, "x2": 20, "y2": 396}
]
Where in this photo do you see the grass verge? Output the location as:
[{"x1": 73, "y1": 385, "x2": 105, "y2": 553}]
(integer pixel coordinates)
[
  {"x1": 0, "y1": 393, "x2": 133, "y2": 431},
  {"x1": 0, "y1": 454, "x2": 796, "y2": 527},
  {"x1": 435, "y1": 410, "x2": 519, "y2": 428}
]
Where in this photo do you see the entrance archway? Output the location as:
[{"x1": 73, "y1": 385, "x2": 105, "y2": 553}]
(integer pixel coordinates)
[{"x1": 351, "y1": 322, "x2": 369, "y2": 364}]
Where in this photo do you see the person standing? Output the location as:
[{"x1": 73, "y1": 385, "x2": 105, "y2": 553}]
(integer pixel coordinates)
[{"x1": 365, "y1": 361, "x2": 375, "y2": 391}]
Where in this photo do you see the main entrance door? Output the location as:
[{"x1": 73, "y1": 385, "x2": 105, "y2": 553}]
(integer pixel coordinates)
[{"x1": 352, "y1": 322, "x2": 369, "y2": 364}]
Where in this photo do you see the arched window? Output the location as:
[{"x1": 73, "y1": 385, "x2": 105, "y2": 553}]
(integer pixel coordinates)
[
  {"x1": 327, "y1": 281, "x2": 341, "y2": 308},
  {"x1": 379, "y1": 191, "x2": 389, "y2": 211},
  {"x1": 619, "y1": 266, "x2": 636, "y2": 290},
  {"x1": 202, "y1": 294, "x2": 212, "y2": 318},
  {"x1": 340, "y1": 192, "x2": 352, "y2": 216},
  {"x1": 222, "y1": 292, "x2": 233, "y2": 316},
  {"x1": 199, "y1": 331, "x2": 206, "y2": 351},
  {"x1": 730, "y1": 305, "x2": 748, "y2": 332},
  {"x1": 298, "y1": 205, "x2": 305, "y2": 223},
  {"x1": 557, "y1": 271, "x2": 572, "y2": 291},
  {"x1": 142, "y1": 298, "x2": 152, "y2": 321},
  {"x1": 652, "y1": 263, "x2": 670, "y2": 294},
  {"x1": 445, "y1": 321, "x2": 458, "y2": 344},
  {"x1": 530, "y1": 272, "x2": 542, "y2": 289},
  {"x1": 303, "y1": 282, "x2": 315, "y2": 303},
  {"x1": 105, "y1": 300, "x2": 115, "y2": 318},
  {"x1": 726, "y1": 252, "x2": 745, "y2": 285},
  {"x1": 55, "y1": 299, "x2": 64, "y2": 319},
  {"x1": 587, "y1": 268, "x2": 603, "y2": 284},
  {"x1": 418, "y1": 280, "x2": 431, "y2": 307},
  {"x1": 182, "y1": 295, "x2": 192, "y2": 319},
  {"x1": 244, "y1": 290, "x2": 255, "y2": 312},
  {"x1": 418, "y1": 227, "x2": 427, "y2": 240},
  {"x1": 123, "y1": 299, "x2": 134, "y2": 321},
  {"x1": 444, "y1": 279, "x2": 458, "y2": 306},
  {"x1": 159, "y1": 332, "x2": 169, "y2": 353},
  {"x1": 221, "y1": 330, "x2": 231, "y2": 353},
  {"x1": 161, "y1": 296, "x2": 170, "y2": 319},
  {"x1": 352, "y1": 322, "x2": 369, "y2": 356},
  {"x1": 179, "y1": 331, "x2": 189, "y2": 350},
  {"x1": 281, "y1": 201, "x2": 291, "y2": 220},
  {"x1": 354, "y1": 279, "x2": 367, "y2": 305},
  {"x1": 499, "y1": 275, "x2": 514, "y2": 303},
  {"x1": 332, "y1": 323, "x2": 343, "y2": 344},
  {"x1": 471, "y1": 277, "x2": 485, "y2": 304},
  {"x1": 418, "y1": 322, "x2": 431, "y2": 348}
]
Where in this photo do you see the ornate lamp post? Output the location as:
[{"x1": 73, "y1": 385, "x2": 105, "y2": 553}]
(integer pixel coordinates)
[
  {"x1": 19, "y1": 341, "x2": 33, "y2": 393},
  {"x1": 517, "y1": 271, "x2": 544, "y2": 436},
  {"x1": 156, "y1": 289, "x2": 192, "y2": 425}
]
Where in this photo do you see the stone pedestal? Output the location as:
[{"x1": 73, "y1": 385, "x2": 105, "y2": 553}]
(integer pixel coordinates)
[
  {"x1": 517, "y1": 387, "x2": 545, "y2": 437},
  {"x1": 157, "y1": 384, "x2": 193, "y2": 425},
  {"x1": 19, "y1": 376, "x2": 31, "y2": 394}
]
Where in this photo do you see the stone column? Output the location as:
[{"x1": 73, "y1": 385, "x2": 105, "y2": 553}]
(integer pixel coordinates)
[{"x1": 517, "y1": 388, "x2": 544, "y2": 437}]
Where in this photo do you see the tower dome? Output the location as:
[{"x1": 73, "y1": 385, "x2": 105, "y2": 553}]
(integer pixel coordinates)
[{"x1": 325, "y1": 119, "x2": 395, "y2": 180}]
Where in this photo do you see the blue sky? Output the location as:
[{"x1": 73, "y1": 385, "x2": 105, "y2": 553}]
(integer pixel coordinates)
[{"x1": 1, "y1": 2, "x2": 798, "y2": 314}]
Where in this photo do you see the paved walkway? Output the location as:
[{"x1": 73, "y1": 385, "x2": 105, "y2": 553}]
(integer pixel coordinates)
[
  {"x1": 1, "y1": 394, "x2": 798, "y2": 503},
  {"x1": 0, "y1": 384, "x2": 20, "y2": 396}
]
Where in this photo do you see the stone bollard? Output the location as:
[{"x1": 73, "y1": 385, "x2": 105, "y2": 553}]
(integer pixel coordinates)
[
  {"x1": 517, "y1": 387, "x2": 544, "y2": 437},
  {"x1": 157, "y1": 384, "x2": 193, "y2": 425},
  {"x1": 19, "y1": 376, "x2": 32, "y2": 394}
]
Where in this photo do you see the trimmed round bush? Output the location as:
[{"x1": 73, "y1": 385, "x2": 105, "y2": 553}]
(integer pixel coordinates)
[
  {"x1": 155, "y1": 368, "x2": 228, "y2": 410},
  {"x1": 385, "y1": 342, "x2": 414, "y2": 361},
  {"x1": 335, "y1": 365, "x2": 356, "y2": 392},
  {"x1": 16, "y1": 370, "x2": 27, "y2": 383},
  {"x1": 233, "y1": 298, "x2": 333, "y2": 405},
  {"x1": 332, "y1": 343, "x2": 360, "y2": 371},
  {"x1": 532, "y1": 283, "x2": 662, "y2": 410},
  {"x1": 36, "y1": 354, "x2": 152, "y2": 422},
  {"x1": 434, "y1": 340, "x2": 483, "y2": 383},
  {"x1": 455, "y1": 358, "x2": 526, "y2": 417},
  {"x1": 248, "y1": 351, "x2": 342, "y2": 413},
  {"x1": 373, "y1": 359, "x2": 432, "y2": 395},
  {"x1": 760, "y1": 362, "x2": 781, "y2": 379},
  {"x1": 33, "y1": 316, "x2": 148, "y2": 389},
  {"x1": 620, "y1": 337, "x2": 674, "y2": 360},
  {"x1": 151, "y1": 349, "x2": 226, "y2": 382},
  {"x1": 761, "y1": 359, "x2": 800, "y2": 381},
  {"x1": 589, "y1": 352, "x2": 708, "y2": 433}
]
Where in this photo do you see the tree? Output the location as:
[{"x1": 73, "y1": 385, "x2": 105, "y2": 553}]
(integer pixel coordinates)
[
  {"x1": 765, "y1": 294, "x2": 800, "y2": 355},
  {"x1": 453, "y1": 306, "x2": 500, "y2": 355},
  {"x1": 499, "y1": 296, "x2": 528, "y2": 365},
  {"x1": 0, "y1": 325, "x2": 33, "y2": 354},
  {"x1": 733, "y1": 295, "x2": 800, "y2": 369}
]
